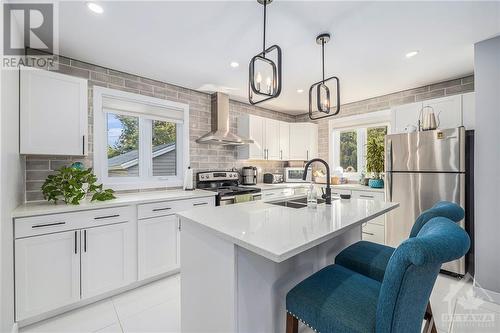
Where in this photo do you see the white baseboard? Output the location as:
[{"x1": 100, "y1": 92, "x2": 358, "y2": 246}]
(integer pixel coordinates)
[
  {"x1": 11, "y1": 322, "x2": 18, "y2": 333},
  {"x1": 473, "y1": 284, "x2": 500, "y2": 305}
]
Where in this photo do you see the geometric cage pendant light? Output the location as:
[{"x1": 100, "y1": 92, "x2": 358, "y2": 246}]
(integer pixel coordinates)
[
  {"x1": 308, "y1": 33, "x2": 340, "y2": 120},
  {"x1": 249, "y1": 0, "x2": 282, "y2": 105}
]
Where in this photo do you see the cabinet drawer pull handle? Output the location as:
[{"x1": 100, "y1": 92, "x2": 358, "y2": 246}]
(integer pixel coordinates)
[
  {"x1": 152, "y1": 207, "x2": 172, "y2": 212},
  {"x1": 32, "y1": 221, "x2": 65, "y2": 229},
  {"x1": 362, "y1": 231, "x2": 375, "y2": 236},
  {"x1": 359, "y1": 195, "x2": 374, "y2": 199},
  {"x1": 193, "y1": 202, "x2": 208, "y2": 206},
  {"x1": 74, "y1": 231, "x2": 77, "y2": 254},
  {"x1": 94, "y1": 214, "x2": 120, "y2": 220},
  {"x1": 84, "y1": 230, "x2": 87, "y2": 252}
]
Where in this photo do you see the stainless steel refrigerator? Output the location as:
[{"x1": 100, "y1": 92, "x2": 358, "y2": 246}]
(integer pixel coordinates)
[{"x1": 385, "y1": 127, "x2": 468, "y2": 276}]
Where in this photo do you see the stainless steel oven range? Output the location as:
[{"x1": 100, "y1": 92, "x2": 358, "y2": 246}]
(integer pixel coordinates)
[{"x1": 196, "y1": 171, "x2": 261, "y2": 206}]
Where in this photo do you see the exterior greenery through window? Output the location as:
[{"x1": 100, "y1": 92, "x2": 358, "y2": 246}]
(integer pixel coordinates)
[{"x1": 337, "y1": 125, "x2": 387, "y2": 178}]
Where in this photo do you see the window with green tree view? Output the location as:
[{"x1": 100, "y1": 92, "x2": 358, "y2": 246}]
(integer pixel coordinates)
[{"x1": 335, "y1": 125, "x2": 388, "y2": 178}]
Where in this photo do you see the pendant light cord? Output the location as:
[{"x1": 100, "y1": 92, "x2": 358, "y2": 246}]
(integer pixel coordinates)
[
  {"x1": 322, "y1": 39, "x2": 325, "y2": 83},
  {"x1": 263, "y1": 1, "x2": 267, "y2": 56}
]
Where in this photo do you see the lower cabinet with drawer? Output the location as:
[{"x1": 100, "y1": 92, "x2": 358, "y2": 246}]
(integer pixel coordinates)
[
  {"x1": 137, "y1": 196, "x2": 215, "y2": 280},
  {"x1": 261, "y1": 188, "x2": 295, "y2": 202},
  {"x1": 352, "y1": 190, "x2": 386, "y2": 244},
  {"x1": 14, "y1": 206, "x2": 136, "y2": 322}
]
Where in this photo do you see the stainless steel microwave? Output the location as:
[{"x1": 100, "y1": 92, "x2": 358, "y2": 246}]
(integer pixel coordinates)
[{"x1": 284, "y1": 167, "x2": 312, "y2": 183}]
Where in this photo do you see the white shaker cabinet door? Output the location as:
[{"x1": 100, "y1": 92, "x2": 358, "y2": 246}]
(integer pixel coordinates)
[
  {"x1": 81, "y1": 223, "x2": 136, "y2": 299},
  {"x1": 279, "y1": 122, "x2": 290, "y2": 160},
  {"x1": 15, "y1": 230, "x2": 80, "y2": 321},
  {"x1": 422, "y1": 95, "x2": 462, "y2": 130},
  {"x1": 462, "y1": 92, "x2": 475, "y2": 130},
  {"x1": 138, "y1": 215, "x2": 179, "y2": 280},
  {"x1": 391, "y1": 101, "x2": 423, "y2": 134},
  {"x1": 20, "y1": 66, "x2": 88, "y2": 156},
  {"x1": 264, "y1": 118, "x2": 281, "y2": 160},
  {"x1": 289, "y1": 123, "x2": 309, "y2": 160}
]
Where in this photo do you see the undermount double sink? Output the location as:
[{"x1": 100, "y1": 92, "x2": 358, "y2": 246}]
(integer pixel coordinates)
[{"x1": 268, "y1": 196, "x2": 336, "y2": 209}]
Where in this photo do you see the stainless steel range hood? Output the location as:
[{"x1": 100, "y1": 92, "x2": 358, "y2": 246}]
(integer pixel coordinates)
[{"x1": 196, "y1": 92, "x2": 253, "y2": 145}]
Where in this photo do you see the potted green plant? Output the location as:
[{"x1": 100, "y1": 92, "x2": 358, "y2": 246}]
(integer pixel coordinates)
[
  {"x1": 365, "y1": 136, "x2": 385, "y2": 188},
  {"x1": 42, "y1": 164, "x2": 116, "y2": 204}
]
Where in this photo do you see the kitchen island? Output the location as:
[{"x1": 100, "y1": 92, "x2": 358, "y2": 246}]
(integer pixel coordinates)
[{"x1": 177, "y1": 197, "x2": 399, "y2": 333}]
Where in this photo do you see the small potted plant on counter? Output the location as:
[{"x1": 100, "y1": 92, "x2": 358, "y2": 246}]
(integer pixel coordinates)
[
  {"x1": 366, "y1": 135, "x2": 385, "y2": 188},
  {"x1": 42, "y1": 162, "x2": 116, "y2": 204}
]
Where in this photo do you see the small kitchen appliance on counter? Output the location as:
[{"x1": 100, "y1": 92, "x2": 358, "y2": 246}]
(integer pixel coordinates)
[
  {"x1": 263, "y1": 173, "x2": 284, "y2": 184},
  {"x1": 196, "y1": 171, "x2": 261, "y2": 206},
  {"x1": 284, "y1": 167, "x2": 312, "y2": 183},
  {"x1": 241, "y1": 166, "x2": 257, "y2": 185}
]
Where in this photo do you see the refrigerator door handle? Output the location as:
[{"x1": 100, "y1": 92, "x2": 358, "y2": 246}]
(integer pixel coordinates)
[{"x1": 387, "y1": 139, "x2": 393, "y2": 201}]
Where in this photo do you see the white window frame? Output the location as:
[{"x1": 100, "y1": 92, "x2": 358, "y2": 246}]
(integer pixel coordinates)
[
  {"x1": 329, "y1": 110, "x2": 392, "y2": 181},
  {"x1": 93, "y1": 86, "x2": 189, "y2": 190}
]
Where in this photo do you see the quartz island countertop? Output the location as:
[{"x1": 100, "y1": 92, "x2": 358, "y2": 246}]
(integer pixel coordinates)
[{"x1": 177, "y1": 198, "x2": 398, "y2": 262}]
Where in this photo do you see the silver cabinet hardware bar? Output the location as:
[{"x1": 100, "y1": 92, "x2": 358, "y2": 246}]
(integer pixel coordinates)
[
  {"x1": 32, "y1": 221, "x2": 66, "y2": 228},
  {"x1": 152, "y1": 207, "x2": 172, "y2": 212},
  {"x1": 193, "y1": 202, "x2": 208, "y2": 206},
  {"x1": 94, "y1": 214, "x2": 120, "y2": 220}
]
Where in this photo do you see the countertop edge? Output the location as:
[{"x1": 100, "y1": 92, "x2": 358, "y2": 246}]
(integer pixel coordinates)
[{"x1": 12, "y1": 190, "x2": 217, "y2": 218}]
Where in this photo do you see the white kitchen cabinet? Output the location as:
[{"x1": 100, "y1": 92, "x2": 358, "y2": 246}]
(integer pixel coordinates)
[
  {"x1": 462, "y1": 92, "x2": 475, "y2": 129},
  {"x1": 351, "y1": 190, "x2": 386, "y2": 244},
  {"x1": 279, "y1": 122, "x2": 290, "y2": 160},
  {"x1": 20, "y1": 66, "x2": 88, "y2": 156},
  {"x1": 391, "y1": 101, "x2": 423, "y2": 134},
  {"x1": 238, "y1": 114, "x2": 291, "y2": 161},
  {"x1": 422, "y1": 95, "x2": 462, "y2": 130},
  {"x1": 81, "y1": 222, "x2": 136, "y2": 299},
  {"x1": 289, "y1": 122, "x2": 318, "y2": 160},
  {"x1": 138, "y1": 215, "x2": 179, "y2": 280},
  {"x1": 265, "y1": 118, "x2": 281, "y2": 160},
  {"x1": 238, "y1": 114, "x2": 265, "y2": 159},
  {"x1": 15, "y1": 230, "x2": 80, "y2": 321}
]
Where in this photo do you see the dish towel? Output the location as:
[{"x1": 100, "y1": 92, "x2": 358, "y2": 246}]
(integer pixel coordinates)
[{"x1": 234, "y1": 194, "x2": 253, "y2": 203}]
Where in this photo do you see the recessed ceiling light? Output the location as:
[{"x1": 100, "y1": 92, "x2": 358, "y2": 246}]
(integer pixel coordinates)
[
  {"x1": 297, "y1": 89, "x2": 304, "y2": 93},
  {"x1": 230, "y1": 61, "x2": 239, "y2": 68},
  {"x1": 87, "y1": 2, "x2": 103, "y2": 14},
  {"x1": 405, "y1": 50, "x2": 419, "y2": 58}
]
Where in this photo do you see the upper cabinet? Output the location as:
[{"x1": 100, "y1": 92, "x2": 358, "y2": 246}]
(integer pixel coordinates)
[
  {"x1": 289, "y1": 122, "x2": 318, "y2": 160},
  {"x1": 462, "y1": 92, "x2": 475, "y2": 130},
  {"x1": 238, "y1": 114, "x2": 292, "y2": 161},
  {"x1": 391, "y1": 94, "x2": 470, "y2": 134},
  {"x1": 238, "y1": 115, "x2": 317, "y2": 161},
  {"x1": 20, "y1": 66, "x2": 88, "y2": 156},
  {"x1": 422, "y1": 95, "x2": 462, "y2": 130}
]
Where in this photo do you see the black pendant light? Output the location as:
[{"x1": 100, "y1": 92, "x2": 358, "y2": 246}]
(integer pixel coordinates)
[
  {"x1": 249, "y1": 0, "x2": 282, "y2": 105},
  {"x1": 308, "y1": 33, "x2": 340, "y2": 120}
]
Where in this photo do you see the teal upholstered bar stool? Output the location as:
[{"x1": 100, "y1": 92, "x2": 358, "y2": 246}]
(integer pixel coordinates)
[
  {"x1": 335, "y1": 201, "x2": 465, "y2": 283},
  {"x1": 285, "y1": 216, "x2": 470, "y2": 333}
]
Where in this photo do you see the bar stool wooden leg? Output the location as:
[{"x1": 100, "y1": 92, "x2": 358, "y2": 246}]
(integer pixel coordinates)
[
  {"x1": 423, "y1": 303, "x2": 438, "y2": 333},
  {"x1": 286, "y1": 312, "x2": 298, "y2": 333}
]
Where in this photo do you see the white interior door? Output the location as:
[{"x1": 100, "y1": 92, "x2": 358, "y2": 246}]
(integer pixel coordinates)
[
  {"x1": 138, "y1": 215, "x2": 179, "y2": 280},
  {"x1": 81, "y1": 223, "x2": 135, "y2": 298},
  {"x1": 15, "y1": 230, "x2": 80, "y2": 321}
]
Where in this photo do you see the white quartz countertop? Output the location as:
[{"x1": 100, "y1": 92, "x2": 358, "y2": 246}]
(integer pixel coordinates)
[
  {"x1": 12, "y1": 189, "x2": 216, "y2": 218},
  {"x1": 245, "y1": 182, "x2": 385, "y2": 193},
  {"x1": 177, "y1": 198, "x2": 399, "y2": 262}
]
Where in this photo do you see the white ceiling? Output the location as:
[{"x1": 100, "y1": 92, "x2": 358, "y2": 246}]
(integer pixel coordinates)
[{"x1": 57, "y1": 1, "x2": 500, "y2": 115}]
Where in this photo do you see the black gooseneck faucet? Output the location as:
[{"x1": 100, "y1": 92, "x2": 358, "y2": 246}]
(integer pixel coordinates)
[{"x1": 302, "y1": 158, "x2": 332, "y2": 205}]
